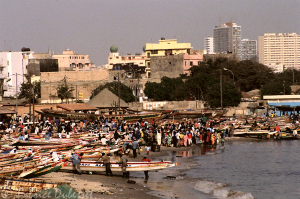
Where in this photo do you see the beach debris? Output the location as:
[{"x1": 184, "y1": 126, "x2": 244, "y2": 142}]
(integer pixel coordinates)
[
  {"x1": 165, "y1": 176, "x2": 176, "y2": 180},
  {"x1": 127, "y1": 180, "x2": 136, "y2": 184}
]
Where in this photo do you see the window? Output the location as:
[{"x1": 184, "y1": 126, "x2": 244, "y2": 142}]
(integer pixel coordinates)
[
  {"x1": 151, "y1": 50, "x2": 158, "y2": 54},
  {"x1": 165, "y1": 49, "x2": 172, "y2": 55},
  {"x1": 147, "y1": 62, "x2": 150, "y2": 68},
  {"x1": 185, "y1": 61, "x2": 186, "y2": 66},
  {"x1": 169, "y1": 62, "x2": 171, "y2": 65},
  {"x1": 190, "y1": 61, "x2": 193, "y2": 66},
  {"x1": 147, "y1": 53, "x2": 150, "y2": 58}
]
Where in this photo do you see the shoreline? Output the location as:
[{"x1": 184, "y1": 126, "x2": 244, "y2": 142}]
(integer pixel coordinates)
[{"x1": 39, "y1": 137, "x2": 259, "y2": 199}]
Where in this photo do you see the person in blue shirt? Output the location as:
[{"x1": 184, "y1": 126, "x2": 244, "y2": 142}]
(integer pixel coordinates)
[
  {"x1": 18, "y1": 134, "x2": 24, "y2": 141},
  {"x1": 70, "y1": 152, "x2": 82, "y2": 175}
]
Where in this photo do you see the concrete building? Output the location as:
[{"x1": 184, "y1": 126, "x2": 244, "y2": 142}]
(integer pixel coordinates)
[
  {"x1": 204, "y1": 36, "x2": 214, "y2": 54},
  {"x1": 27, "y1": 59, "x2": 59, "y2": 77},
  {"x1": 258, "y1": 33, "x2": 300, "y2": 69},
  {"x1": 149, "y1": 52, "x2": 203, "y2": 79},
  {"x1": 52, "y1": 49, "x2": 92, "y2": 71},
  {"x1": 145, "y1": 38, "x2": 192, "y2": 78},
  {"x1": 0, "y1": 51, "x2": 24, "y2": 98},
  {"x1": 240, "y1": 39, "x2": 257, "y2": 61},
  {"x1": 21, "y1": 47, "x2": 34, "y2": 77},
  {"x1": 108, "y1": 45, "x2": 146, "y2": 69},
  {"x1": 213, "y1": 22, "x2": 241, "y2": 58}
]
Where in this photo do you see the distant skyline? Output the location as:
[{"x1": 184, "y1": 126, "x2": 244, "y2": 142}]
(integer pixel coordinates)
[{"x1": 1, "y1": 0, "x2": 299, "y2": 66}]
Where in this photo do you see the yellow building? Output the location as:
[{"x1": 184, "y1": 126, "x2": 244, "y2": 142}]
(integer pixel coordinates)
[{"x1": 145, "y1": 38, "x2": 192, "y2": 78}]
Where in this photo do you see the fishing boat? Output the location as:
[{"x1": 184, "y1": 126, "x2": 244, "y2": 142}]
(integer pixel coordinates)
[
  {"x1": 19, "y1": 160, "x2": 67, "y2": 179},
  {"x1": 36, "y1": 109, "x2": 162, "y2": 121},
  {"x1": 60, "y1": 160, "x2": 177, "y2": 172},
  {"x1": 0, "y1": 177, "x2": 70, "y2": 196}
]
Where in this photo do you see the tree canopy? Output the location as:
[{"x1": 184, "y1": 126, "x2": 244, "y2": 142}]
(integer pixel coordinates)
[
  {"x1": 143, "y1": 58, "x2": 281, "y2": 108},
  {"x1": 18, "y1": 81, "x2": 41, "y2": 103},
  {"x1": 90, "y1": 81, "x2": 135, "y2": 103},
  {"x1": 56, "y1": 84, "x2": 74, "y2": 103}
]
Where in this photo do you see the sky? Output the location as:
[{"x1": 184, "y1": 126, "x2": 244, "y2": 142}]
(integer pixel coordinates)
[{"x1": 1, "y1": 0, "x2": 299, "y2": 66}]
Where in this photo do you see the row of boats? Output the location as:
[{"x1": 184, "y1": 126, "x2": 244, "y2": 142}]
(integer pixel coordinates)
[{"x1": 0, "y1": 131, "x2": 177, "y2": 196}]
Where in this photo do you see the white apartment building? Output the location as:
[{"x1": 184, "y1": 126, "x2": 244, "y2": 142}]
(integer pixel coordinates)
[
  {"x1": 52, "y1": 49, "x2": 91, "y2": 71},
  {"x1": 258, "y1": 33, "x2": 300, "y2": 69},
  {"x1": 0, "y1": 52, "x2": 24, "y2": 98},
  {"x1": 240, "y1": 39, "x2": 257, "y2": 61},
  {"x1": 204, "y1": 37, "x2": 214, "y2": 54}
]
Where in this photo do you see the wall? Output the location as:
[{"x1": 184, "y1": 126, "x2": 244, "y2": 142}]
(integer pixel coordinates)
[
  {"x1": 150, "y1": 54, "x2": 184, "y2": 79},
  {"x1": 40, "y1": 70, "x2": 109, "y2": 103},
  {"x1": 143, "y1": 100, "x2": 205, "y2": 110}
]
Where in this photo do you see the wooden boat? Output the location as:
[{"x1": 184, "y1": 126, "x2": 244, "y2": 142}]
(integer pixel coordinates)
[
  {"x1": 0, "y1": 177, "x2": 70, "y2": 195},
  {"x1": 60, "y1": 160, "x2": 177, "y2": 172},
  {"x1": 36, "y1": 109, "x2": 162, "y2": 121},
  {"x1": 19, "y1": 160, "x2": 67, "y2": 179}
]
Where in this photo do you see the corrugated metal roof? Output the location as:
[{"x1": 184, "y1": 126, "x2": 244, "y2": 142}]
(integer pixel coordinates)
[{"x1": 86, "y1": 88, "x2": 128, "y2": 108}]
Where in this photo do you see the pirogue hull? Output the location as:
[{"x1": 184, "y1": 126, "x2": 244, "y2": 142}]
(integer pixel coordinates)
[{"x1": 60, "y1": 160, "x2": 176, "y2": 172}]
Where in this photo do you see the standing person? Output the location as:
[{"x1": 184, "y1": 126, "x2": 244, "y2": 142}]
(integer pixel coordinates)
[
  {"x1": 175, "y1": 131, "x2": 180, "y2": 148},
  {"x1": 183, "y1": 133, "x2": 188, "y2": 147},
  {"x1": 70, "y1": 152, "x2": 82, "y2": 175},
  {"x1": 146, "y1": 145, "x2": 150, "y2": 155},
  {"x1": 119, "y1": 153, "x2": 129, "y2": 178},
  {"x1": 202, "y1": 114, "x2": 207, "y2": 127},
  {"x1": 132, "y1": 139, "x2": 139, "y2": 158},
  {"x1": 101, "y1": 153, "x2": 113, "y2": 176},
  {"x1": 157, "y1": 131, "x2": 161, "y2": 145},
  {"x1": 229, "y1": 124, "x2": 234, "y2": 137},
  {"x1": 142, "y1": 156, "x2": 151, "y2": 180},
  {"x1": 220, "y1": 132, "x2": 225, "y2": 146}
]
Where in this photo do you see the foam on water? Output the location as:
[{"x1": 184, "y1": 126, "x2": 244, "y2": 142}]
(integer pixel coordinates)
[{"x1": 194, "y1": 180, "x2": 254, "y2": 199}]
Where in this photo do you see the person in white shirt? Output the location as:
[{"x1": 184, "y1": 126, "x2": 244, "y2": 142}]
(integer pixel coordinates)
[
  {"x1": 50, "y1": 150, "x2": 60, "y2": 162},
  {"x1": 101, "y1": 136, "x2": 107, "y2": 145}
]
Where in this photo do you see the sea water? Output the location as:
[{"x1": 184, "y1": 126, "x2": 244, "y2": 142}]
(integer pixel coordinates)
[{"x1": 132, "y1": 139, "x2": 300, "y2": 199}]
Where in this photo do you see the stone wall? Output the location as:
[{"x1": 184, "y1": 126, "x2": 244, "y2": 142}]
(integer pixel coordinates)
[{"x1": 40, "y1": 70, "x2": 109, "y2": 103}]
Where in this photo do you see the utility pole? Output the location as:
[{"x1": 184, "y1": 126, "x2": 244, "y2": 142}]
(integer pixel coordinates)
[
  {"x1": 15, "y1": 73, "x2": 18, "y2": 116},
  {"x1": 118, "y1": 72, "x2": 120, "y2": 112},
  {"x1": 32, "y1": 82, "x2": 35, "y2": 122},
  {"x1": 220, "y1": 68, "x2": 223, "y2": 110}
]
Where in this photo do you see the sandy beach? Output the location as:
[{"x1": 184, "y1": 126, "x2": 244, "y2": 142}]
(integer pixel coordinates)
[
  {"x1": 39, "y1": 145, "x2": 174, "y2": 199},
  {"x1": 37, "y1": 137, "x2": 257, "y2": 199}
]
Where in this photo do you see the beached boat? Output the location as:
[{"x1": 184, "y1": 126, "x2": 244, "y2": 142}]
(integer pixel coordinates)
[
  {"x1": 36, "y1": 109, "x2": 162, "y2": 121},
  {"x1": 0, "y1": 177, "x2": 70, "y2": 196},
  {"x1": 60, "y1": 160, "x2": 177, "y2": 172},
  {"x1": 19, "y1": 160, "x2": 67, "y2": 179}
]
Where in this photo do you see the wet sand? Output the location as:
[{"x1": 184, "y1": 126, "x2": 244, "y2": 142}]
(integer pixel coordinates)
[{"x1": 39, "y1": 138, "x2": 256, "y2": 199}]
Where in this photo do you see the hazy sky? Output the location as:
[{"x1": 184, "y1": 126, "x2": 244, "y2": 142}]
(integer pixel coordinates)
[{"x1": 1, "y1": 0, "x2": 299, "y2": 66}]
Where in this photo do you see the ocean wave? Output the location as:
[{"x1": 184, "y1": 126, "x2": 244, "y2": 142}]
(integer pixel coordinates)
[{"x1": 194, "y1": 180, "x2": 254, "y2": 199}]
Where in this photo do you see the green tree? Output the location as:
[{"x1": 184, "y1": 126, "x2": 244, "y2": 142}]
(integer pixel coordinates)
[
  {"x1": 57, "y1": 84, "x2": 74, "y2": 103},
  {"x1": 18, "y1": 81, "x2": 41, "y2": 103},
  {"x1": 261, "y1": 80, "x2": 291, "y2": 96},
  {"x1": 90, "y1": 82, "x2": 135, "y2": 103}
]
